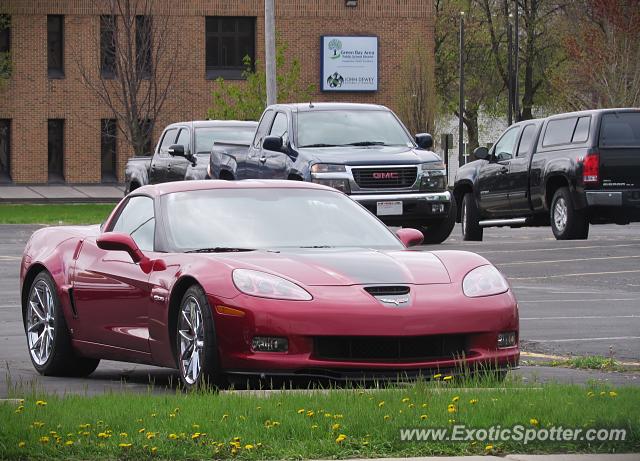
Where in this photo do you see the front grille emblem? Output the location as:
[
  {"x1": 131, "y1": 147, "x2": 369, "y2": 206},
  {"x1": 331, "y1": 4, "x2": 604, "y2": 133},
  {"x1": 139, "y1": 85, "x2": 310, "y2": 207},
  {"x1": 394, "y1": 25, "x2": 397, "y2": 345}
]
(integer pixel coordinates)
[{"x1": 377, "y1": 296, "x2": 410, "y2": 307}]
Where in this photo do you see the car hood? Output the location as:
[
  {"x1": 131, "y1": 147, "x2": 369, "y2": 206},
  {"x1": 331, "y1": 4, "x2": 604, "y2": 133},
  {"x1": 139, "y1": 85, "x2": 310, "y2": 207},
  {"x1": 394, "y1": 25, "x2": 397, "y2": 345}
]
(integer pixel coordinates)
[
  {"x1": 214, "y1": 248, "x2": 451, "y2": 286},
  {"x1": 299, "y1": 145, "x2": 441, "y2": 166}
]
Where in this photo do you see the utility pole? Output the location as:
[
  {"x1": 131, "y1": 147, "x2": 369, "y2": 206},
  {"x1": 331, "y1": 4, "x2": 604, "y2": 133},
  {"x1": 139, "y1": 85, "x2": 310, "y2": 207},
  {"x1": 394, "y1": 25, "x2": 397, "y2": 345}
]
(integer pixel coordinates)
[
  {"x1": 265, "y1": 0, "x2": 277, "y2": 106},
  {"x1": 458, "y1": 11, "x2": 465, "y2": 163},
  {"x1": 513, "y1": 0, "x2": 520, "y2": 121},
  {"x1": 507, "y1": 19, "x2": 513, "y2": 126}
]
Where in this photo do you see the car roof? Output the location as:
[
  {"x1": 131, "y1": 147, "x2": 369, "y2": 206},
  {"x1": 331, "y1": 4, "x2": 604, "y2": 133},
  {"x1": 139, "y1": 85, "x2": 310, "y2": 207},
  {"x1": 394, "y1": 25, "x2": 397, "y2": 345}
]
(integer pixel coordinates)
[
  {"x1": 164, "y1": 120, "x2": 258, "y2": 129},
  {"x1": 545, "y1": 108, "x2": 639, "y2": 121},
  {"x1": 269, "y1": 102, "x2": 389, "y2": 113},
  {"x1": 133, "y1": 179, "x2": 336, "y2": 197}
]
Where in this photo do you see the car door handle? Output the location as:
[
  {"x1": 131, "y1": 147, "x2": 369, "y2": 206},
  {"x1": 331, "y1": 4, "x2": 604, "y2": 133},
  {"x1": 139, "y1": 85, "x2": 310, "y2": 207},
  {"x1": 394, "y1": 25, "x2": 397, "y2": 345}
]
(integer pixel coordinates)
[{"x1": 259, "y1": 156, "x2": 267, "y2": 164}]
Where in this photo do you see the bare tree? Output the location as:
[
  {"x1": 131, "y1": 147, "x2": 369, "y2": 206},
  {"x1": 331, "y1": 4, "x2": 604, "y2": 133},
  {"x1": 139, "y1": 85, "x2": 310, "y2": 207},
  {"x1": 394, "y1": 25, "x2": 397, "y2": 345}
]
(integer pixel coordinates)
[{"x1": 73, "y1": 0, "x2": 178, "y2": 156}]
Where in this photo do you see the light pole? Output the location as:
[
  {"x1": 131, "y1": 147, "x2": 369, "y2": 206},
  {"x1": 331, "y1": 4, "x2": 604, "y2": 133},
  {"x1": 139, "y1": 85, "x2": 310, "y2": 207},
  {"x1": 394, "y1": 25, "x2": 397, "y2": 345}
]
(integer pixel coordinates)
[
  {"x1": 507, "y1": 14, "x2": 513, "y2": 126},
  {"x1": 513, "y1": 1, "x2": 520, "y2": 121},
  {"x1": 265, "y1": 0, "x2": 277, "y2": 106},
  {"x1": 458, "y1": 11, "x2": 465, "y2": 163}
]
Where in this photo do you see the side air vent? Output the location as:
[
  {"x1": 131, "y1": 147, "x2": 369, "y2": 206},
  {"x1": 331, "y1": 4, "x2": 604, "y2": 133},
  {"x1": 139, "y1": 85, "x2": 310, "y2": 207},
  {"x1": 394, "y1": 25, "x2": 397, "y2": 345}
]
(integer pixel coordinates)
[{"x1": 364, "y1": 286, "x2": 410, "y2": 296}]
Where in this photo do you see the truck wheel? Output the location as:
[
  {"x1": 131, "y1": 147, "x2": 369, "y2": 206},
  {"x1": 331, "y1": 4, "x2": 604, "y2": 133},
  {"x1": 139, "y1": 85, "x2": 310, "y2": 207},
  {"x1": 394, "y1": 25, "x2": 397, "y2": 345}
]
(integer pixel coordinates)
[
  {"x1": 420, "y1": 198, "x2": 457, "y2": 244},
  {"x1": 461, "y1": 193, "x2": 483, "y2": 241},
  {"x1": 550, "y1": 187, "x2": 589, "y2": 240}
]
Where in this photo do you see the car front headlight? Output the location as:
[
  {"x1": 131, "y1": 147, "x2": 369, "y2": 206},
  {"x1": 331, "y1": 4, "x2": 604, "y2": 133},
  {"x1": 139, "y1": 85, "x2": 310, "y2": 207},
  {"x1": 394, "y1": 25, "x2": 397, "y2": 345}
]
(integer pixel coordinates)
[
  {"x1": 462, "y1": 265, "x2": 509, "y2": 298},
  {"x1": 232, "y1": 269, "x2": 313, "y2": 301},
  {"x1": 420, "y1": 162, "x2": 447, "y2": 191},
  {"x1": 311, "y1": 164, "x2": 346, "y2": 173}
]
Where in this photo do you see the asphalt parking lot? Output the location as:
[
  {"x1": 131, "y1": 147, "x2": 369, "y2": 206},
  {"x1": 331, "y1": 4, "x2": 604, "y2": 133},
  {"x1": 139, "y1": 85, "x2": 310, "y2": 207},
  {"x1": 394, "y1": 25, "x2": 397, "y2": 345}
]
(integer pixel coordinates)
[{"x1": 0, "y1": 223, "x2": 638, "y2": 396}]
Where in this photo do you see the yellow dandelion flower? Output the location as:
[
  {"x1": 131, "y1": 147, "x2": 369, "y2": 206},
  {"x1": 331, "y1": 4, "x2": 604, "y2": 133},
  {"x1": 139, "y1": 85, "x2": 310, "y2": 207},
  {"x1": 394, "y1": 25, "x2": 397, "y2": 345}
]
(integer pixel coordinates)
[
  {"x1": 443, "y1": 376, "x2": 453, "y2": 381},
  {"x1": 97, "y1": 432, "x2": 110, "y2": 439},
  {"x1": 324, "y1": 413, "x2": 332, "y2": 418},
  {"x1": 485, "y1": 444, "x2": 494, "y2": 451},
  {"x1": 311, "y1": 424, "x2": 318, "y2": 429},
  {"x1": 150, "y1": 413, "x2": 157, "y2": 417},
  {"x1": 452, "y1": 396, "x2": 460, "y2": 403},
  {"x1": 409, "y1": 403, "x2": 415, "y2": 408},
  {"x1": 420, "y1": 414, "x2": 428, "y2": 420},
  {"x1": 82, "y1": 431, "x2": 90, "y2": 436},
  {"x1": 120, "y1": 432, "x2": 128, "y2": 438},
  {"x1": 119, "y1": 443, "x2": 132, "y2": 448},
  {"x1": 378, "y1": 401, "x2": 385, "y2": 407},
  {"x1": 306, "y1": 410, "x2": 315, "y2": 417},
  {"x1": 297, "y1": 408, "x2": 305, "y2": 414},
  {"x1": 609, "y1": 391, "x2": 618, "y2": 397},
  {"x1": 433, "y1": 373, "x2": 442, "y2": 379},
  {"x1": 447, "y1": 404, "x2": 457, "y2": 413},
  {"x1": 18, "y1": 441, "x2": 26, "y2": 448},
  {"x1": 174, "y1": 407, "x2": 180, "y2": 413},
  {"x1": 151, "y1": 447, "x2": 158, "y2": 454},
  {"x1": 35, "y1": 400, "x2": 47, "y2": 406},
  {"x1": 530, "y1": 418, "x2": 539, "y2": 426},
  {"x1": 64, "y1": 440, "x2": 74, "y2": 446},
  {"x1": 169, "y1": 413, "x2": 176, "y2": 418},
  {"x1": 231, "y1": 447, "x2": 238, "y2": 456},
  {"x1": 335, "y1": 434, "x2": 347, "y2": 443},
  {"x1": 469, "y1": 399, "x2": 478, "y2": 405},
  {"x1": 33, "y1": 421, "x2": 45, "y2": 428},
  {"x1": 138, "y1": 428, "x2": 146, "y2": 433},
  {"x1": 600, "y1": 391, "x2": 606, "y2": 396},
  {"x1": 39, "y1": 436, "x2": 49, "y2": 444},
  {"x1": 421, "y1": 403, "x2": 428, "y2": 408},
  {"x1": 146, "y1": 432, "x2": 156, "y2": 440},
  {"x1": 334, "y1": 414, "x2": 344, "y2": 419},
  {"x1": 233, "y1": 436, "x2": 241, "y2": 442},
  {"x1": 448, "y1": 418, "x2": 455, "y2": 424},
  {"x1": 222, "y1": 414, "x2": 229, "y2": 420},
  {"x1": 401, "y1": 397, "x2": 410, "y2": 403},
  {"x1": 191, "y1": 432, "x2": 201, "y2": 440},
  {"x1": 587, "y1": 391, "x2": 595, "y2": 397},
  {"x1": 383, "y1": 415, "x2": 391, "y2": 420},
  {"x1": 245, "y1": 444, "x2": 254, "y2": 450},
  {"x1": 332, "y1": 423, "x2": 341, "y2": 431},
  {"x1": 15, "y1": 405, "x2": 24, "y2": 414},
  {"x1": 79, "y1": 423, "x2": 91, "y2": 429}
]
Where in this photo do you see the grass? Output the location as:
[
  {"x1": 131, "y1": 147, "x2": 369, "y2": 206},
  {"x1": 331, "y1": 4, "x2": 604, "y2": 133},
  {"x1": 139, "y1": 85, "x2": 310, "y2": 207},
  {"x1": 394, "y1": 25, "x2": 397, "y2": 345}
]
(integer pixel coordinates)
[
  {"x1": 539, "y1": 356, "x2": 635, "y2": 372},
  {"x1": 1, "y1": 379, "x2": 638, "y2": 459},
  {"x1": 0, "y1": 204, "x2": 115, "y2": 225}
]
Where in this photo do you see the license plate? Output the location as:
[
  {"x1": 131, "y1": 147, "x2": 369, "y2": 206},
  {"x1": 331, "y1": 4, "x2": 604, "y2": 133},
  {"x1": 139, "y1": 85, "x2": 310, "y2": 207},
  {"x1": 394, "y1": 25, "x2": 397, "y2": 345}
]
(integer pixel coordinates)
[{"x1": 376, "y1": 201, "x2": 403, "y2": 216}]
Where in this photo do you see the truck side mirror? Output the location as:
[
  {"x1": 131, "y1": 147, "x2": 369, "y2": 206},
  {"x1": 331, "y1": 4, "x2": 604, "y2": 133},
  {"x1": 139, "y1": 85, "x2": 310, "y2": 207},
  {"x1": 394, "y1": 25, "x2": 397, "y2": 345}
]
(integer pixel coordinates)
[
  {"x1": 415, "y1": 133, "x2": 433, "y2": 149},
  {"x1": 473, "y1": 146, "x2": 490, "y2": 160},
  {"x1": 168, "y1": 144, "x2": 185, "y2": 157},
  {"x1": 263, "y1": 136, "x2": 283, "y2": 152}
]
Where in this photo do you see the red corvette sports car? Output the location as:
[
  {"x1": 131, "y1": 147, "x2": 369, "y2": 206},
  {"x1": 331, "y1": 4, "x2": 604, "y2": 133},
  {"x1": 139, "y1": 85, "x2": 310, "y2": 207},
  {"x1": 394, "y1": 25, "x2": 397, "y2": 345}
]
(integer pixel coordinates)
[{"x1": 20, "y1": 180, "x2": 518, "y2": 388}]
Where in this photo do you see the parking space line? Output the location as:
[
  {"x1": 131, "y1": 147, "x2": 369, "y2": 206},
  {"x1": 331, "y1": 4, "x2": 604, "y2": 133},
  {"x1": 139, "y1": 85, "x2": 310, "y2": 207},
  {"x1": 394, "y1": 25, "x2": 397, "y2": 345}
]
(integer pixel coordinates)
[
  {"x1": 510, "y1": 269, "x2": 640, "y2": 280},
  {"x1": 529, "y1": 336, "x2": 640, "y2": 343},
  {"x1": 522, "y1": 315, "x2": 640, "y2": 320},
  {"x1": 473, "y1": 243, "x2": 640, "y2": 254},
  {"x1": 520, "y1": 351, "x2": 640, "y2": 366},
  {"x1": 518, "y1": 298, "x2": 640, "y2": 303},
  {"x1": 500, "y1": 255, "x2": 640, "y2": 266}
]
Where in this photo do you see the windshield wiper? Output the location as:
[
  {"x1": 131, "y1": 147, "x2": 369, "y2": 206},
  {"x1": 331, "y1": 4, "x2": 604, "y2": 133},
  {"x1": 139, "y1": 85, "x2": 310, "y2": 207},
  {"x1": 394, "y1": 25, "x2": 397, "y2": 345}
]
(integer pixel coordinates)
[
  {"x1": 344, "y1": 141, "x2": 387, "y2": 146},
  {"x1": 299, "y1": 143, "x2": 340, "y2": 148},
  {"x1": 186, "y1": 247, "x2": 255, "y2": 253}
]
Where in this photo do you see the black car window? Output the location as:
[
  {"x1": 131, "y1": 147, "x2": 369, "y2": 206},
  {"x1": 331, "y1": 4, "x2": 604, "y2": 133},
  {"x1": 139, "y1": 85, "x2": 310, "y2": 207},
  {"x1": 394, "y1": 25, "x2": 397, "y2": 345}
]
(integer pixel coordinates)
[
  {"x1": 599, "y1": 112, "x2": 640, "y2": 147},
  {"x1": 175, "y1": 128, "x2": 190, "y2": 153},
  {"x1": 253, "y1": 110, "x2": 275, "y2": 148},
  {"x1": 516, "y1": 124, "x2": 538, "y2": 157},
  {"x1": 572, "y1": 116, "x2": 591, "y2": 143},
  {"x1": 111, "y1": 196, "x2": 155, "y2": 252},
  {"x1": 543, "y1": 118, "x2": 577, "y2": 147},
  {"x1": 158, "y1": 128, "x2": 177, "y2": 155},
  {"x1": 493, "y1": 126, "x2": 521, "y2": 161}
]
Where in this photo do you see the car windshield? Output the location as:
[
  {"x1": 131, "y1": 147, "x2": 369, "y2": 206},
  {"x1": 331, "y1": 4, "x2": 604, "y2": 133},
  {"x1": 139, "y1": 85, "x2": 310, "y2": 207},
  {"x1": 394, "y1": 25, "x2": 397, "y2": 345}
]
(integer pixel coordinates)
[
  {"x1": 599, "y1": 112, "x2": 640, "y2": 148},
  {"x1": 297, "y1": 110, "x2": 413, "y2": 148},
  {"x1": 162, "y1": 188, "x2": 403, "y2": 252},
  {"x1": 195, "y1": 126, "x2": 256, "y2": 154}
]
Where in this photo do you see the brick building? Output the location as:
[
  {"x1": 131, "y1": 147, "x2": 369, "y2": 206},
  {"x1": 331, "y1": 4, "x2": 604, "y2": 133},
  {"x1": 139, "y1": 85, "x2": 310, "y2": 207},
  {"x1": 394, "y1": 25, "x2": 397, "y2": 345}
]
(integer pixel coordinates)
[{"x1": 0, "y1": 0, "x2": 434, "y2": 184}]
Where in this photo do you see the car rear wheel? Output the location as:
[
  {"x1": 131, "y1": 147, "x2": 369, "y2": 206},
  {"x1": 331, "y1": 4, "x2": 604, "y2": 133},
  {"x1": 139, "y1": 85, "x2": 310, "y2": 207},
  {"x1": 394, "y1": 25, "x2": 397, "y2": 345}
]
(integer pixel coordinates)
[
  {"x1": 550, "y1": 187, "x2": 589, "y2": 240},
  {"x1": 176, "y1": 284, "x2": 225, "y2": 390},
  {"x1": 25, "y1": 271, "x2": 100, "y2": 377},
  {"x1": 461, "y1": 193, "x2": 483, "y2": 241},
  {"x1": 419, "y1": 198, "x2": 457, "y2": 244}
]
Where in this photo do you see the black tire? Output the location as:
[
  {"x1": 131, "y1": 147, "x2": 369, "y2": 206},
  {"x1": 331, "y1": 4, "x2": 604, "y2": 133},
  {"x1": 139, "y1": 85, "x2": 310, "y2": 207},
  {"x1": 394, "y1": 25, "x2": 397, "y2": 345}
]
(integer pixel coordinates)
[
  {"x1": 461, "y1": 193, "x2": 483, "y2": 241},
  {"x1": 419, "y1": 198, "x2": 457, "y2": 244},
  {"x1": 175, "y1": 284, "x2": 226, "y2": 390},
  {"x1": 550, "y1": 187, "x2": 589, "y2": 240},
  {"x1": 24, "y1": 271, "x2": 100, "y2": 377}
]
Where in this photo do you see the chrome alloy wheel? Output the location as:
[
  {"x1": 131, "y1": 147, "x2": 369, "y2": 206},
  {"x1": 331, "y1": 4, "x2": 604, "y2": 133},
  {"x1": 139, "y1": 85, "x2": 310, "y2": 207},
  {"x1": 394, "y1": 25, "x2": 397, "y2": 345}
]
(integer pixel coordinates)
[
  {"x1": 461, "y1": 201, "x2": 467, "y2": 236},
  {"x1": 553, "y1": 197, "x2": 568, "y2": 233},
  {"x1": 26, "y1": 280, "x2": 56, "y2": 366},
  {"x1": 178, "y1": 295, "x2": 205, "y2": 385}
]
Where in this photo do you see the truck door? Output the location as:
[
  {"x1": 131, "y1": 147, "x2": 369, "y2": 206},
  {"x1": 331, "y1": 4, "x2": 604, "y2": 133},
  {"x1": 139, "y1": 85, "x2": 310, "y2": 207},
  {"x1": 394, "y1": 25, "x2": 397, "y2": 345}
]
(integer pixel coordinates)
[
  {"x1": 167, "y1": 127, "x2": 191, "y2": 182},
  {"x1": 259, "y1": 112, "x2": 290, "y2": 179},
  {"x1": 242, "y1": 110, "x2": 275, "y2": 179},
  {"x1": 149, "y1": 128, "x2": 177, "y2": 184},
  {"x1": 507, "y1": 123, "x2": 539, "y2": 214},
  {"x1": 477, "y1": 125, "x2": 521, "y2": 217}
]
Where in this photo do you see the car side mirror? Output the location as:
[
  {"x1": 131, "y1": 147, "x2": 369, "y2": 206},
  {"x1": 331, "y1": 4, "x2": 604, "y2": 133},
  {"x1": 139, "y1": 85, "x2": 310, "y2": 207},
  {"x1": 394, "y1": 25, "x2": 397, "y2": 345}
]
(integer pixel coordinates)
[
  {"x1": 473, "y1": 146, "x2": 490, "y2": 160},
  {"x1": 396, "y1": 228, "x2": 424, "y2": 248},
  {"x1": 415, "y1": 133, "x2": 433, "y2": 149},
  {"x1": 168, "y1": 144, "x2": 185, "y2": 157},
  {"x1": 263, "y1": 135, "x2": 283, "y2": 152},
  {"x1": 97, "y1": 232, "x2": 147, "y2": 264}
]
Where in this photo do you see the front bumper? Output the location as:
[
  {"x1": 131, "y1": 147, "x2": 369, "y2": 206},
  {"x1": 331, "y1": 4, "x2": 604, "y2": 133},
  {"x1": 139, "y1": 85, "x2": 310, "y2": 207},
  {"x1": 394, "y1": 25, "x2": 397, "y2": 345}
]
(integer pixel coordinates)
[
  {"x1": 208, "y1": 283, "x2": 519, "y2": 379},
  {"x1": 351, "y1": 191, "x2": 452, "y2": 225}
]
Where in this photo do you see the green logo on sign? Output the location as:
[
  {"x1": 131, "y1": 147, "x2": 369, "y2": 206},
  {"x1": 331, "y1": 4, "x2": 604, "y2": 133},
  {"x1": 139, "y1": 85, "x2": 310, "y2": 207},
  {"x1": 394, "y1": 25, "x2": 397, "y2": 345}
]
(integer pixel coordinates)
[{"x1": 328, "y1": 39, "x2": 342, "y2": 59}]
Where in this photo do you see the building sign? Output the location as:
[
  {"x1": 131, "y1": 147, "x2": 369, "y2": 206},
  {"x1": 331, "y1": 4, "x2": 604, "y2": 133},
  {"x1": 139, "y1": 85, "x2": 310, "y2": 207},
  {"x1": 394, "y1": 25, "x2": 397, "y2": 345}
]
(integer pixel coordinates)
[{"x1": 321, "y1": 36, "x2": 378, "y2": 92}]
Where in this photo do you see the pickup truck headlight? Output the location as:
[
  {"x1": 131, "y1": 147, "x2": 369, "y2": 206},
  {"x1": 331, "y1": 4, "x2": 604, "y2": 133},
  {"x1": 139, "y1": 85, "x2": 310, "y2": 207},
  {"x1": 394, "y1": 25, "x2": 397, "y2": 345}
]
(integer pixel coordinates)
[
  {"x1": 233, "y1": 269, "x2": 313, "y2": 301},
  {"x1": 420, "y1": 162, "x2": 447, "y2": 191},
  {"x1": 311, "y1": 164, "x2": 346, "y2": 173},
  {"x1": 462, "y1": 265, "x2": 510, "y2": 298},
  {"x1": 310, "y1": 178, "x2": 351, "y2": 193}
]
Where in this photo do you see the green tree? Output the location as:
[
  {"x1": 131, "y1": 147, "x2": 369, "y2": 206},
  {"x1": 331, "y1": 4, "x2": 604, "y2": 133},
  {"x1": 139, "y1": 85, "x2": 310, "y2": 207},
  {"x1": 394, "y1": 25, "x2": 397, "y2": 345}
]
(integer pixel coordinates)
[
  {"x1": 207, "y1": 40, "x2": 315, "y2": 121},
  {"x1": 0, "y1": 14, "x2": 11, "y2": 90}
]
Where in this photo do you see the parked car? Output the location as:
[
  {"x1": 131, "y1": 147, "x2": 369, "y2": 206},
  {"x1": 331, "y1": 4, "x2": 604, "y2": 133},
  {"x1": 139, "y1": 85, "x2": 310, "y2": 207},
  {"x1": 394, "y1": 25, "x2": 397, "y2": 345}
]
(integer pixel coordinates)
[
  {"x1": 124, "y1": 120, "x2": 257, "y2": 194},
  {"x1": 20, "y1": 180, "x2": 519, "y2": 389},
  {"x1": 453, "y1": 108, "x2": 640, "y2": 240},
  {"x1": 208, "y1": 103, "x2": 455, "y2": 244}
]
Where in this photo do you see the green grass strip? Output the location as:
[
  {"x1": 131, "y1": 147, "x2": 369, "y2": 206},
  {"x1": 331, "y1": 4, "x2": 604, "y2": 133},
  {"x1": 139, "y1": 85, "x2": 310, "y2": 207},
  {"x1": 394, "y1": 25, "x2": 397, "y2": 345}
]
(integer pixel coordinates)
[
  {"x1": 0, "y1": 204, "x2": 115, "y2": 225},
  {"x1": 1, "y1": 382, "x2": 638, "y2": 459}
]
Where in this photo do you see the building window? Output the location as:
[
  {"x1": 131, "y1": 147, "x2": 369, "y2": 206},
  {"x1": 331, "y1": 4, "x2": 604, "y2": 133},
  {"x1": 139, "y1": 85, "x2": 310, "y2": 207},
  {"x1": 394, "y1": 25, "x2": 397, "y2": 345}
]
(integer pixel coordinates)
[
  {"x1": 48, "y1": 119, "x2": 64, "y2": 182},
  {"x1": 101, "y1": 119, "x2": 117, "y2": 182},
  {"x1": 205, "y1": 17, "x2": 255, "y2": 80},
  {"x1": 100, "y1": 15, "x2": 117, "y2": 79},
  {"x1": 0, "y1": 120, "x2": 10, "y2": 182},
  {"x1": 135, "y1": 15, "x2": 152, "y2": 79},
  {"x1": 138, "y1": 118, "x2": 153, "y2": 155},
  {"x1": 47, "y1": 15, "x2": 64, "y2": 78},
  {"x1": 0, "y1": 15, "x2": 10, "y2": 53}
]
